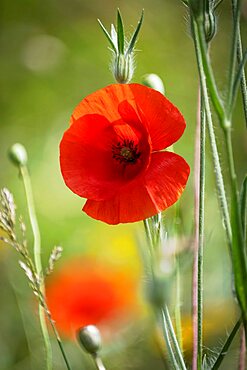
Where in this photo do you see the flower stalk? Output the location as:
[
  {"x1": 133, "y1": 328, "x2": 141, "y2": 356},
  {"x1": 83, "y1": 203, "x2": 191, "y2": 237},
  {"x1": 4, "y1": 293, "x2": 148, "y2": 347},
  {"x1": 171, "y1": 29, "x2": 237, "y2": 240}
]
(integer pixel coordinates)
[
  {"x1": 20, "y1": 165, "x2": 72, "y2": 370},
  {"x1": 192, "y1": 87, "x2": 205, "y2": 370},
  {"x1": 8, "y1": 143, "x2": 72, "y2": 370},
  {"x1": 189, "y1": 0, "x2": 247, "y2": 348},
  {"x1": 17, "y1": 159, "x2": 53, "y2": 370}
]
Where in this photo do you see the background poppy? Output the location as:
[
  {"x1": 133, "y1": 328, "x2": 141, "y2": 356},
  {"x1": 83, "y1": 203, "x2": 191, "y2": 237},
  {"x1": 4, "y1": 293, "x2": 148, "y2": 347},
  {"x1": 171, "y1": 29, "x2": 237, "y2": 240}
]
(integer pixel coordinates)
[{"x1": 46, "y1": 257, "x2": 141, "y2": 338}]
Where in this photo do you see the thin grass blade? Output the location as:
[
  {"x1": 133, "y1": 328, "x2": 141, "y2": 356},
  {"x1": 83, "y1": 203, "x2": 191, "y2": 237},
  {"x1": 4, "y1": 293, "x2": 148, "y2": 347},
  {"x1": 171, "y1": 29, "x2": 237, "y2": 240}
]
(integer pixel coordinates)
[
  {"x1": 241, "y1": 175, "x2": 247, "y2": 242},
  {"x1": 159, "y1": 311, "x2": 180, "y2": 370},
  {"x1": 211, "y1": 318, "x2": 241, "y2": 370},
  {"x1": 162, "y1": 307, "x2": 187, "y2": 370},
  {"x1": 231, "y1": 50, "x2": 247, "y2": 111}
]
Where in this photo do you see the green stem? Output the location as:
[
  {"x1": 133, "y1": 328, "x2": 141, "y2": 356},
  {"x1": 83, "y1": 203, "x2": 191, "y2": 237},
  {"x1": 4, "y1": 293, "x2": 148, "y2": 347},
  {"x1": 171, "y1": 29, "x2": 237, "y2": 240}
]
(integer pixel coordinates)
[
  {"x1": 231, "y1": 0, "x2": 247, "y2": 126},
  {"x1": 211, "y1": 318, "x2": 241, "y2": 370},
  {"x1": 159, "y1": 310, "x2": 180, "y2": 370},
  {"x1": 45, "y1": 308, "x2": 72, "y2": 370},
  {"x1": 193, "y1": 19, "x2": 225, "y2": 126},
  {"x1": 143, "y1": 218, "x2": 156, "y2": 274},
  {"x1": 92, "y1": 354, "x2": 106, "y2": 370},
  {"x1": 20, "y1": 165, "x2": 72, "y2": 370},
  {"x1": 192, "y1": 11, "x2": 247, "y2": 345},
  {"x1": 20, "y1": 165, "x2": 52, "y2": 370},
  {"x1": 227, "y1": 0, "x2": 240, "y2": 116},
  {"x1": 191, "y1": 19, "x2": 232, "y2": 248},
  {"x1": 162, "y1": 307, "x2": 187, "y2": 370},
  {"x1": 192, "y1": 88, "x2": 205, "y2": 370},
  {"x1": 224, "y1": 129, "x2": 247, "y2": 326},
  {"x1": 175, "y1": 262, "x2": 183, "y2": 352},
  {"x1": 239, "y1": 326, "x2": 246, "y2": 370}
]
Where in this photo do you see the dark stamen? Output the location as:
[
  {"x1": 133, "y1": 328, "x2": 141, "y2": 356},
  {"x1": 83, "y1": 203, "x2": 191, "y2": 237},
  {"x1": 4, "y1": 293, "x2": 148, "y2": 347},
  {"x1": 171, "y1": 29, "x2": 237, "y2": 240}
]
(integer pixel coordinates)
[{"x1": 112, "y1": 139, "x2": 141, "y2": 165}]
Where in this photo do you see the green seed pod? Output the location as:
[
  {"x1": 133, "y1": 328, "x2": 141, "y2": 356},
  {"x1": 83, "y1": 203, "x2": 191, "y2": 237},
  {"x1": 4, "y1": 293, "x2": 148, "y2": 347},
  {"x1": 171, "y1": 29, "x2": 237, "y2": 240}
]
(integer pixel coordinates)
[
  {"x1": 8, "y1": 143, "x2": 28, "y2": 167},
  {"x1": 77, "y1": 325, "x2": 102, "y2": 354},
  {"x1": 142, "y1": 74, "x2": 165, "y2": 94}
]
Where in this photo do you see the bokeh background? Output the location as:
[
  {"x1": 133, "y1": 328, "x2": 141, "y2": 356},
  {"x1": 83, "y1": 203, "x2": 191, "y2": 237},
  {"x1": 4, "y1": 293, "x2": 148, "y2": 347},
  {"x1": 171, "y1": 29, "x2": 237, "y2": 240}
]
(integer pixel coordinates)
[{"x1": 0, "y1": 0, "x2": 246, "y2": 369}]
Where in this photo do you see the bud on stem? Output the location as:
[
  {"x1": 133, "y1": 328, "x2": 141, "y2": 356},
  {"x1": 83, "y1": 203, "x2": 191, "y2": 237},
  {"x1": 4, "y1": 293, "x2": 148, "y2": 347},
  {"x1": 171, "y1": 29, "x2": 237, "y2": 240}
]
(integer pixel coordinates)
[
  {"x1": 142, "y1": 74, "x2": 165, "y2": 94},
  {"x1": 77, "y1": 325, "x2": 102, "y2": 355},
  {"x1": 98, "y1": 9, "x2": 144, "y2": 84},
  {"x1": 8, "y1": 143, "x2": 28, "y2": 167}
]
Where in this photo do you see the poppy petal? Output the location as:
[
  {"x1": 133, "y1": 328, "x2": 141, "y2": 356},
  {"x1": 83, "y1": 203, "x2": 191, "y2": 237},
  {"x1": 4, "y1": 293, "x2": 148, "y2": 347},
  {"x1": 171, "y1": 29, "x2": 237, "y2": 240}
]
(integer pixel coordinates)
[
  {"x1": 144, "y1": 151, "x2": 190, "y2": 211},
  {"x1": 60, "y1": 114, "x2": 121, "y2": 201},
  {"x1": 129, "y1": 84, "x2": 186, "y2": 151},
  {"x1": 60, "y1": 113, "x2": 151, "y2": 201},
  {"x1": 83, "y1": 151, "x2": 190, "y2": 224},
  {"x1": 70, "y1": 84, "x2": 135, "y2": 124},
  {"x1": 83, "y1": 181, "x2": 159, "y2": 225}
]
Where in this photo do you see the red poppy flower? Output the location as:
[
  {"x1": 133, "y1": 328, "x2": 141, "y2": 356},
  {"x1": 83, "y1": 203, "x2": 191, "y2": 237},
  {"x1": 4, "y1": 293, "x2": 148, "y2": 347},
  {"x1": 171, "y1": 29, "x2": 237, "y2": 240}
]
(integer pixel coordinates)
[
  {"x1": 46, "y1": 258, "x2": 139, "y2": 338},
  {"x1": 60, "y1": 83, "x2": 190, "y2": 224}
]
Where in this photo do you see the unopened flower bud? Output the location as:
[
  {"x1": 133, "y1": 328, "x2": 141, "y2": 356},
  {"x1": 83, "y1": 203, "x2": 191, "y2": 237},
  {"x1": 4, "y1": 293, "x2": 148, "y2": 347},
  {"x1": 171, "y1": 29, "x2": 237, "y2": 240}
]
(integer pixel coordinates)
[
  {"x1": 8, "y1": 143, "x2": 28, "y2": 167},
  {"x1": 146, "y1": 275, "x2": 170, "y2": 308},
  {"x1": 142, "y1": 74, "x2": 165, "y2": 95},
  {"x1": 113, "y1": 53, "x2": 134, "y2": 84},
  {"x1": 99, "y1": 10, "x2": 143, "y2": 84},
  {"x1": 77, "y1": 325, "x2": 102, "y2": 354}
]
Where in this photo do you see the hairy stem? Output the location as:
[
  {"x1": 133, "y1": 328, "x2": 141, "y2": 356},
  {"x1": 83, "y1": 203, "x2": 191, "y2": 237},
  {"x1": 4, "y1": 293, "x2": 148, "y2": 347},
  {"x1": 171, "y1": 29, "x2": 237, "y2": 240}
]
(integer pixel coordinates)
[
  {"x1": 192, "y1": 87, "x2": 205, "y2": 370},
  {"x1": 227, "y1": 0, "x2": 240, "y2": 116},
  {"x1": 20, "y1": 165, "x2": 72, "y2": 370},
  {"x1": 224, "y1": 129, "x2": 247, "y2": 328},
  {"x1": 191, "y1": 11, "x2": 247, "y2": 345},
  {"x1": 239, "y1": 327, "x2": 246, "y2": 370},
  {"x1": 191, "y1": 18, "x2": 232, "y2": 248},
  {"x1": 20, "y1": 165, "x2": 52, "y2": 370},
  {"x1": 231, "y1": 0, "x2": 247, "y2": 126}
]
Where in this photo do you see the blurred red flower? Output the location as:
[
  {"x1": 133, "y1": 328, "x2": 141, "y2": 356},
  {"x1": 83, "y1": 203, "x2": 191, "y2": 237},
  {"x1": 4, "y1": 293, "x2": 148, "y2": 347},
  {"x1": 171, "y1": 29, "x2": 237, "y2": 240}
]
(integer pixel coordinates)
[
  {"x1": 60, "y1": 84, "x2": 190, "y2": 224},
  {"x1": 46, "y1": 258, "x2": 139, "y2": 338}
]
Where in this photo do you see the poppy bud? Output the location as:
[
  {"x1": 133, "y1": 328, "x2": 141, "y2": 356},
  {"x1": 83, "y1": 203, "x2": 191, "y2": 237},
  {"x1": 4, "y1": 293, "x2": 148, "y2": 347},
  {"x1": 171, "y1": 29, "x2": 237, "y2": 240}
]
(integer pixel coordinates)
[
  {"x1": 99, "y1": 9, "x2": 144, "y2": 84},
  {"x1": 146, "y1": 275, "x2": 171, "y2": 308},
  {"x1": 113, "y1": 53, "x2": 134, "y2": 84},
  {"x1": 8, "y1": 143, "x2": 28, "y2": 167},
  {"x1": 77, "y1": 325, "x2": 102, "y2": 354},
  {"x1": 142, "y1": 74, "x2": 165, "y2": 95}
]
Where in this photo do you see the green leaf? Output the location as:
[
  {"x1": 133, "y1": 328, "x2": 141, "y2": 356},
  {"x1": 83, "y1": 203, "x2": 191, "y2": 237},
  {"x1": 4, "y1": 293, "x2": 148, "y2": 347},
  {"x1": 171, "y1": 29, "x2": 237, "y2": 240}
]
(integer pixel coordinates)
[
  {"x1": 231, "y1": 50, "x2": 247, "y2": 111},
  {"x1": 214, "y1": 0, "x2": 224, "y2": 9},
  {"x1": 117, "y1": 9, "x2": 125, "y2": 54},
  {"x1": 180, "y1": 0, "x2": 188, "y2": 6},
  {"x1": 230, "y1": 170, "x2": 247, "y2": 324},
  {"x1": 159, "y1": 310, "x2": 180, "y2": 370},
  {"x1": 241, "y1": 175, "x2": 247, "y2": 242},
  {"x1": 126, "y1": 9, "x2": 144, "y2": 55},
  {"x1": 162, "y1": 307, "x2": 187, "y2": 370},
  {"x1": 98, "y1": 19, "x2": 117, "y2": 54},
  {"x1": 211, "y1": 318, "x2": 241, "y2": 370}
]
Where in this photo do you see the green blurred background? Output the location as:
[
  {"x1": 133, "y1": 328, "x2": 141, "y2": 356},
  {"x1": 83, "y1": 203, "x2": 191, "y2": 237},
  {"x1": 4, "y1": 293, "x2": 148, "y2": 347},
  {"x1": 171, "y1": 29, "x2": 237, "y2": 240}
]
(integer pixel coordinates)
[{"x1": 0, "y1": 0, "x2": 246, "y2": 369}]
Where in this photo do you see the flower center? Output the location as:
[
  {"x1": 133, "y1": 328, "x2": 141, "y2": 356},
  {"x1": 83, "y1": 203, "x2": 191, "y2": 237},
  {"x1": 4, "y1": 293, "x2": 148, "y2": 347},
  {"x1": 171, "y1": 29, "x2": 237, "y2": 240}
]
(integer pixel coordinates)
[{"x1": 112, "y1": 139, "x2": 141, "y2": 165}]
